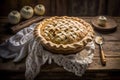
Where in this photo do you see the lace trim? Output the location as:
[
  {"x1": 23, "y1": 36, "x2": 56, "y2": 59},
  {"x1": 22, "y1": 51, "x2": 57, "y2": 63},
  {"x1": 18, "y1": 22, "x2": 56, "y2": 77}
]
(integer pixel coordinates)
[{"x1": 25, "y1": 39, "x2": 95, "y2": 80}]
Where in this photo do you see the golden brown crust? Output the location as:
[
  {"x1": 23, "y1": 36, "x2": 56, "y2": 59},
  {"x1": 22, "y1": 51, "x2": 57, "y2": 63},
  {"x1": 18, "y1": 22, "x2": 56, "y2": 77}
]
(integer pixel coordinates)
[{"x1": 34, "y1": 16, "x2": 94, "y2": 54}]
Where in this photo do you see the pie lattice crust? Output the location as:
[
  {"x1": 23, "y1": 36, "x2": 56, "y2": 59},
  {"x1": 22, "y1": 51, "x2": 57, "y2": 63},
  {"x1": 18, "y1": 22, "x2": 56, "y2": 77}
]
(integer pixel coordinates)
[{"x1": 34, "y1": 16, "x2": 94, "y2": 54}]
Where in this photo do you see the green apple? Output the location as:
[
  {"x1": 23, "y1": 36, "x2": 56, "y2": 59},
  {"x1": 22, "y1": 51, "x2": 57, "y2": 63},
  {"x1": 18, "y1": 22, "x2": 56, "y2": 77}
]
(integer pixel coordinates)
[
  {"x1": 8, "y1": 10, "x2": 21, "y2": 24},
  {"x1": 34, "y1": 4, "x2": 45, "y2": 15},
  {"x1": 98, "y1": 16, "x2": 107, "y2": 27},
  {"x1": 20, "y1": 6, "x2": 34, "y2": 19}
]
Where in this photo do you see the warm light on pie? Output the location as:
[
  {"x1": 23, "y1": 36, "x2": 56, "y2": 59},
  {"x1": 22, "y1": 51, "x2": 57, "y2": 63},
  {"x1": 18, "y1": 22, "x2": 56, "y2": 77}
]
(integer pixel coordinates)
[{"x1": 34, "y1": 16, "x2": 94, "y2": 54}]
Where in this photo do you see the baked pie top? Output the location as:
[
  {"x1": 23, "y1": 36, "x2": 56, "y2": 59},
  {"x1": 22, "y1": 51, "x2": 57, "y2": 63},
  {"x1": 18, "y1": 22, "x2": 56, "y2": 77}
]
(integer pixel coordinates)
[{"x1": 34, "y1": 16, "x2": 94, "y2": 54}]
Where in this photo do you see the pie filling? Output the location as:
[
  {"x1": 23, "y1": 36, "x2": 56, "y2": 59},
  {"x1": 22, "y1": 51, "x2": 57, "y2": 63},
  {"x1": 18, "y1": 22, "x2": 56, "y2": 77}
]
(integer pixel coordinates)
[{"x1": 34, "y1": 16, "x2": 94, "y2": 54}]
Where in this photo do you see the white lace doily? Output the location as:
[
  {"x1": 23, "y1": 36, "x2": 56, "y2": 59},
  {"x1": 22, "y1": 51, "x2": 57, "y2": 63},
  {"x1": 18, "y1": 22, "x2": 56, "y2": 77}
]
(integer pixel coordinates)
[{"x1": 0, "y1": 23, "x2": 95, "y2": 80}]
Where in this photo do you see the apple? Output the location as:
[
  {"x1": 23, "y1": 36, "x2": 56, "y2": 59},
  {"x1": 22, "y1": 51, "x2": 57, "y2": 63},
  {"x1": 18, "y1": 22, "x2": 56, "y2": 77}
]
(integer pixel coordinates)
[
  {"x1": 8, "y1": 10, "x2": 21, "y2": 24},
  {"x1": 34, "y1": 4, "x2": 45, "y2": 15},
  {"x1": 20, "y1": 6, "x2": 34, "y2": 19},
  {"x1": 98, "y1": 16, "x2": 107, "y2": 27}
]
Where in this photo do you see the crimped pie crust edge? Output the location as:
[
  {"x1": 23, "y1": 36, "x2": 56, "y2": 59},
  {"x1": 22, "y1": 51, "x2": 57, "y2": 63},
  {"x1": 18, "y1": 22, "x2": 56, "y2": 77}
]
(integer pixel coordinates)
[{"x1": 34, "y1": 16, "x2": 94, "y2": 54}]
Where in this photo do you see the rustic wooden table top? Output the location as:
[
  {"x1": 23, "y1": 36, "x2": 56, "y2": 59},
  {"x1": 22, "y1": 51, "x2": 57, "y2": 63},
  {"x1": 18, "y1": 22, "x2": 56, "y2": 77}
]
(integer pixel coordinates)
[{"x1": 0, "y1": 16, "x2": 120, "y2": 73}]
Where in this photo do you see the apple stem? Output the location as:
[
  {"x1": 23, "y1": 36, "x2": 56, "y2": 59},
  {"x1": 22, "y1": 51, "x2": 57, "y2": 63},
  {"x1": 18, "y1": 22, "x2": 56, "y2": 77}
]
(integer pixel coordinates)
[
  {"x1": 39, "y1": 5, "x2": 41, "y2": 7},
  {"x1": 26, "y1": 7, "x2": 30, "y2": 10},
  {"x1": 13, "y1": 11, "x2": 17, "y2": 14}
]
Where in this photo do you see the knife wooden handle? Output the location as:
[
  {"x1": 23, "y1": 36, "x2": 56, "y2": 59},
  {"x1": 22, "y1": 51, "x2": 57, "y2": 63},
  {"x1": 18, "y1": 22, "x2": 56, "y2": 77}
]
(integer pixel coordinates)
[{"x1": 100, "y1": 46, "x2": 106, "y2": 65}]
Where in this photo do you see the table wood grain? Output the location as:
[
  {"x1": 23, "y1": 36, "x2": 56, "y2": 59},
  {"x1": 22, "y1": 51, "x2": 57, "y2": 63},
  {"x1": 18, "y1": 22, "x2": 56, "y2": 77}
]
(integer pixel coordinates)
[{"x1": 0, "y1": 17, "x2": 120, "y2": 80}]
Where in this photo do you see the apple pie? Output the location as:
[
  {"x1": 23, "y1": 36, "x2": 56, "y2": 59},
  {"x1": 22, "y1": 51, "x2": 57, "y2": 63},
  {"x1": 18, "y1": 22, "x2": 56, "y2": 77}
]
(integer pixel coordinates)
[{"x1": 34, "y1": 16, "x2": 94, "y2": 54}]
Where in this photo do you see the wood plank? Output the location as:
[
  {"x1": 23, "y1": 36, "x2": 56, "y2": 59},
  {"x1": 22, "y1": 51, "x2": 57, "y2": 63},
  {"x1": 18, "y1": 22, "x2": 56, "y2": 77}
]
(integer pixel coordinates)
[
  {"x1": 11, "y1": 16, "x2": 44, "y2": 33},
  {"x1": 0, "y1": 17, "x2": 8, "y2": 23},
  {"x1": 0, "y1": 0, "x2": 18, "y2": 16},
  {"x1": 56, "y1": 0, "x2": 67, "y2": 16},
  {"x1": 0, "y1": 34, "x2": 12, "y2": 44},
  {"x1": 0, "y1": 17, "x2": 120, "y2": 73},
  {"x1": 41, "y1": 58, "x2": 120, "y2": 72},
  {"x1": 0, "y1": 70, "x2": 119, "y2": 80},
  {"x1": 0, "y1": 58, "x2": 120, "y2": 71},
  {"x1": 0, "y1": 60, "x2": 25, "y2": 72},
  {"x1": 89, "y1": 58, "x2": 120, "y2": 70},
  {"x1": 94, "y1": 42, "x2": 120, "y2": 57},
  {"x1": 70, "y1": 0, "x2": 99, "y2": 16}
]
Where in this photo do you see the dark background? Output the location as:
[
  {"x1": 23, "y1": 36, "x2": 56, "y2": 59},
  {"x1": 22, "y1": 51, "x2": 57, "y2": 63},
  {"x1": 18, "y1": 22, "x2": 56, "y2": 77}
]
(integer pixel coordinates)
[
  {"x1": 0, "y1": 0, "x2": 120, "y2": 80},
  {"x1": 0, "y1": 0, "x2": 120, "y2": 16}
]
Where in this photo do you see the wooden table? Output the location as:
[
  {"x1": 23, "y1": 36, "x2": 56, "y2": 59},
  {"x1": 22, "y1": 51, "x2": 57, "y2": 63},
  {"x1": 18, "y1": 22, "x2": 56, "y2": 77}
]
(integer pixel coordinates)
[{"x1": 0, "y1": 17, "x2": 120, "y2": 80}]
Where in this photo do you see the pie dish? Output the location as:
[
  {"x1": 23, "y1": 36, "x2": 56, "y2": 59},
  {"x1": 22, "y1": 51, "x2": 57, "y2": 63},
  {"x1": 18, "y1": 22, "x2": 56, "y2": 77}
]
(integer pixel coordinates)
[{"x1": 34, "y1": 16, "x2": 94, "y2": 54}]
